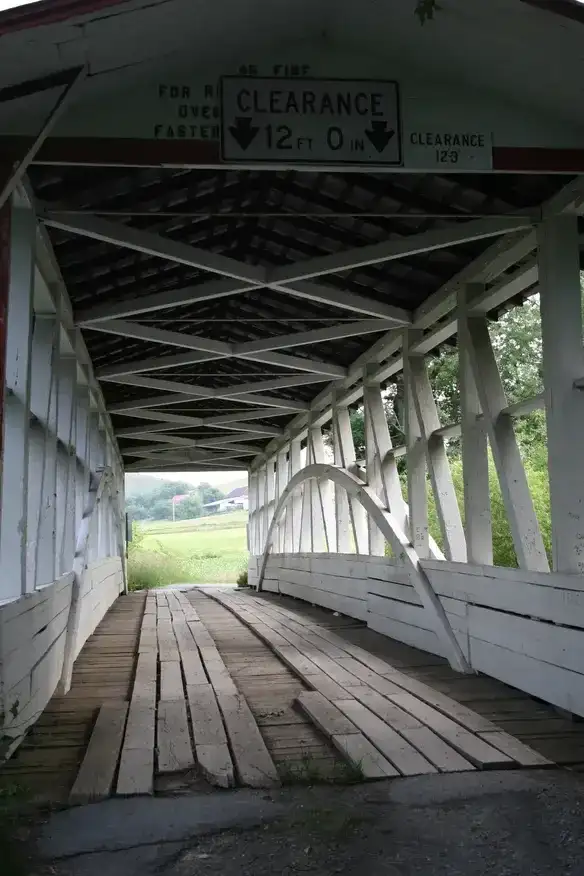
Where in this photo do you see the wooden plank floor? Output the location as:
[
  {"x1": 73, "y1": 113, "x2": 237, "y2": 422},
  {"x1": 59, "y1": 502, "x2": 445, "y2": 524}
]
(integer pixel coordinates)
[
  {"x1": 0, "y1": 592, "x2": 145, "y2": 804},
  {"x1": 249, "y1": 591, "x2": 584, "y2": 769},
  {"x1": 190, "y1": 591, "x2": 347, "y2": 782}
]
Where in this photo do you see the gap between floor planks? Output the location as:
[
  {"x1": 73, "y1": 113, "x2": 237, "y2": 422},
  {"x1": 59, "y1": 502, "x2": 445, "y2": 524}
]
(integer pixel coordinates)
[{"x1": 204, "y1": 589, "x2": 552, "y2": 776}]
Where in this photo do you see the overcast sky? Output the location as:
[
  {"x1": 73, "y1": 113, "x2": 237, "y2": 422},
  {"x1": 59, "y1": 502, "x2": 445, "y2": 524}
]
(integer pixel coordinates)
[{"x1": 129, "y1": 470, "x2": 247, "y2": 487}]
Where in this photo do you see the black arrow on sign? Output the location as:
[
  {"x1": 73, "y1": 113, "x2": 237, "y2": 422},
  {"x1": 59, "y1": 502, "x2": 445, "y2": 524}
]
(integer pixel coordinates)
[
  {"x1": 365, "y1": 121, "x2": 395, "y2": 153},
  {"x1": 229, "y1": 117, "x2": 259, "y2": 151}
]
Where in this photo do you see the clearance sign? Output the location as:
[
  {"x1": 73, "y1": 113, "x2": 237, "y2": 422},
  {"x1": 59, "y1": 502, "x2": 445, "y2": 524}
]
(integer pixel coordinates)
[
  {"x1": 220, "y1": 77, "x2": 402, "y2": 165},
  {"x1": 220, "y1": 76, "x2": 493, "y2": 169}
]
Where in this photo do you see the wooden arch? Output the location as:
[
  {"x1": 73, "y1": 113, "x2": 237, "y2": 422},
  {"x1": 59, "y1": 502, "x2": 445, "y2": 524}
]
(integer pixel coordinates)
[{"x1": 257, "y1": 463, "x2": 471, "y2": 673}]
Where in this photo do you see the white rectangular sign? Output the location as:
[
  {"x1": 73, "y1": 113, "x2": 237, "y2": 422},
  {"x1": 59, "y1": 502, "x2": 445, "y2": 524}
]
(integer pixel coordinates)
[{"x1": 220, "y1": 76, "x2": 402, "y2": 166}]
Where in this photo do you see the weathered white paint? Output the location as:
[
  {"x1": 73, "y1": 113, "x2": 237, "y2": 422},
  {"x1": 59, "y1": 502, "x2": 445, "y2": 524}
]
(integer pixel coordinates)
[
  {"x1": 409, "y1": 354, "x2": 466, "y2": 562},
  {"x1": 538, "y1": 215, "x2": 584, "y2": 573},
  {"x1": 458, "y1": 285, "x2": 492, "y2": 565},
  {"x1": 249, "y1": 551, "x2": 584, "y2": 715},
  {"x1": 0, "y1": 207, "x2": 35, "y2": 599},
  {"x1": 257, "y1": 463, "x2": 470, "y2": 672},
  {"x1": 403, "y1": 332, "x2": 429, "y2": 559},
  {"x1": 467, "y1": 317, "x2": 549, "y2": 572}
]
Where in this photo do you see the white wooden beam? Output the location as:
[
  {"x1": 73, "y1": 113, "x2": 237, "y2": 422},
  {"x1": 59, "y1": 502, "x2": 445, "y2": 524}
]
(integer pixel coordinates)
[
  {"x1": 270, "y1": 218, "x2": 531, "y2": 284},
  {"x1": 96, "y1": 339, "x2": 344, "y2": 377},
  {"x1": 458, "y1": 284, "x2": 492, "y2": 565},
  {"x1": 42, "y1": 212, "x2": 266, "y2": 284},
  {"x1": 332, "y1": 397, "x2": 351, "y2": 553},
  {"x1": 97, "y1": 350, "x2": 221, "y2": 379},
  {"x1": 0, "y1": 207, "x2": 35, "y2": 599},
  {"x1": 467, "y1": 316, "x2": 549, "y2": 572},
  {"x1": 538, "y1": 214, "x2": 584, "y2": 573},
  {"x1": 27, "y1": 316, "x2": 57, "y2": 591},
  {"x1": 403, "y1": 332, "x2": 429, "y2": 559},
  {"x1": 235, "y1": 349, "x2": 346, "y2": 377},
  {"x1": 362, "y1": 373, "x2": 408, "y2": 538},
  {"x1": 270, "y1": 282, "x2": 412, "y2": 323},
  {"x1": 333, "y1": 403, "x2": 368, "y2": 553},
  {"x1": 100, "y1": 373, "x2": 217, "y2": 398},
  {"x1": 220, "y1": 374, "x2": 330, "y2": 396},
  {"x1": 409, "y1": 355, "x2": 467, "y2": 562},
  {"x1": 76, "y1": 278, "x2": 254, "y2": 324},
  {"x1": 83, "y1": 319, "x2": 232, "y2": 356},
  {"x1": 288, "y1": 438, "x2": 302, "y2": 552},
  {"x1": 233, "y1": 319, "x2": 399, "y2": 355},
  {"x1": 364, "y1": 379, "x2": 385, "y2": 556}
]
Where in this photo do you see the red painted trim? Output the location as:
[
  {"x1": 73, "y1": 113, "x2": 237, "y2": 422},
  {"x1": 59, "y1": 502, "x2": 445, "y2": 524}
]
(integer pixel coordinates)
[
  {"x1": 0, "y1": 135, "x2": 220, "y2": 167},
  {"x1": 493, "y1": 147, "x2": 584, "y2": 173},
  {"x1": 2, "y1": 137, "x2": 584, "y2": 173},
  {"x1": 0, "y1": 200, "x2": 11, "y2": 473},
  {"x1": 0, "y1": 0, "x2": 129, "y2": 36}
]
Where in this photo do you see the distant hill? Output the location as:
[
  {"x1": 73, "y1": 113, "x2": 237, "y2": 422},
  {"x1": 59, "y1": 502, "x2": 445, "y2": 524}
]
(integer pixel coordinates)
[
  {"x1": 125, "y1": 473, "x2": 248, "y2": 500},
  {"x1": 217, "y1": 475, "x2": 248, "y2": 495},
  {"x1": 125, "y1": 473, "x2": 167, "y2": 498}
]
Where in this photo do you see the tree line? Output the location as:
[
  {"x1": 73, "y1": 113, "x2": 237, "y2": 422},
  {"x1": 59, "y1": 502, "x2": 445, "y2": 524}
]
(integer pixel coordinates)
[{"x1": 126, "y1": 480, "x2": 225, "y2": 521}]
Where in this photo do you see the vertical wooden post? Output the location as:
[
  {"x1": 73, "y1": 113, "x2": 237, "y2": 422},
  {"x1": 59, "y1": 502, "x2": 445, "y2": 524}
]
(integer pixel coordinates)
[
  {"x1": 299, "y1": 440, "x2": 312, "y2": 551},
  {"x1": 403, "y1": 331, "x2": 429, "y2": 558},
  {"x1": 362, "y1": 374, "x2": 408, "y2": 536},
  {"x1": 308, "y1": 423, "x2": 329, "y2": 551},
  {"x1": 332, "y1": 399, "x2": 351, "y2": 553},
  {"x1": 265, "y1": 457, "x2": 275, "y2": 538},
  {"x1": 364, "y1": 368, "x2": 385, "y2": 556},
  {"x1": 288, "y1": 438, "x2": 302, "y2": 552},
  {"x1": 467, "y1": 316, "x2": 548, "y2": 571},
  {"x1": 539, "y1": 214, "x2": 584, "y2": 573},
  {"x1": 409, "y1": 355, "x2": 466, "y2": 562},
  {"x1": 275, "y1": 448, "x2": 288, "y2": 553},
  {"x1": 332, "y1": 403, "x2": 368, "y2": 553},
  {"x1": 0, "y1": 206, "x2": 35, "y2": 598},
  {"x1": 248, "y1": 471, "x2": 258, "y2": 555},
  {"x1": 257, "y1": 465, "x2": 266, "y2": 554},
  {"x1": 0, "y1": 203, "x2": 10, "y2": 513},
  {"x1": 56, "y1": 357, "x2": 77, "y2": 574},
  {"x1": 458, "y1": 284, "x2": 492, "y2": 565}
]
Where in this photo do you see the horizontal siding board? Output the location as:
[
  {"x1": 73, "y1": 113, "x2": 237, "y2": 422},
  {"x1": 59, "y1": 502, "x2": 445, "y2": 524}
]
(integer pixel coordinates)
[
  {"x1": 470, "y1": 637, "x2": 584, "y2": 716},
  {"x1": 467, "y1": 604, "x2": 584, "y2": 676}
]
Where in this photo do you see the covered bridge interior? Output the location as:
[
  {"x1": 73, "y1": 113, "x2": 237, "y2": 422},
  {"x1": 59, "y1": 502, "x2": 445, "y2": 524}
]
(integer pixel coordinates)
[{"x1": 2, "y1": 0, "x2": 584, "y2": 795}]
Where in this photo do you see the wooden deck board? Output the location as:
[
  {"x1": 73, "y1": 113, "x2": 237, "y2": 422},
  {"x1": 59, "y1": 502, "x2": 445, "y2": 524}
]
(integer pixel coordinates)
[
  {"x1": 69, "y1": 701, "x2": 128, "y2": 805},
  {"x1": 206, "y1": 589, "x2": 561, "y2": 775},
  {"x1": 157, "y1": 700, "x2": 195, "y2": 773},
  {"x1": 0, "y1": 593, "x2": 144, "y2": 804}
]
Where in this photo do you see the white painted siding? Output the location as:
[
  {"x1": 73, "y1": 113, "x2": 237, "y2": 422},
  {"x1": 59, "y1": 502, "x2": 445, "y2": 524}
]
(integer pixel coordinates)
[{"x1": 251, "y1": 553, "x2": 584, "y2": 717}]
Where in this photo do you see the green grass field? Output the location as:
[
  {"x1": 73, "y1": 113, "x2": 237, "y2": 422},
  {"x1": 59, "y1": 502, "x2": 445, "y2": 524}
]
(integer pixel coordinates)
[{"x1": 128, "y1": 510, "x2": 248, "y2": 589}]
